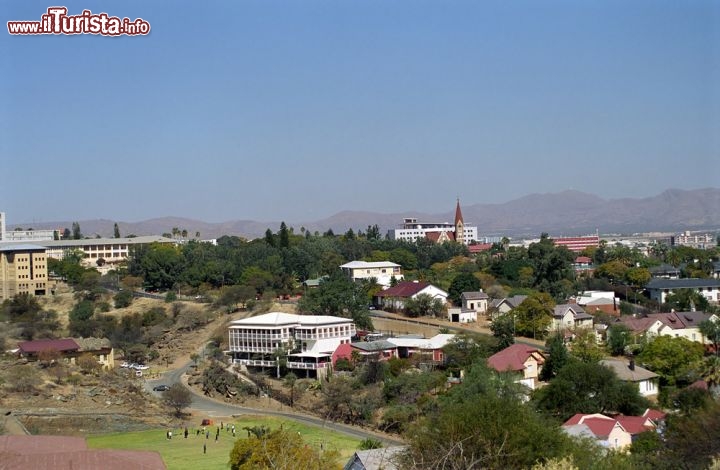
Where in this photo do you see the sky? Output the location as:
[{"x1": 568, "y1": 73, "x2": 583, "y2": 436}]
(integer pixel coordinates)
[{"x1": 2, "y1": 0, "x2": 719, "y2": 224}]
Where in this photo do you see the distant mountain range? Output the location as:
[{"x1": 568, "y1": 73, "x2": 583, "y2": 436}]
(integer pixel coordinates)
[{"x1": 10, "y1": 188, "x2": 720, "y2": 240}]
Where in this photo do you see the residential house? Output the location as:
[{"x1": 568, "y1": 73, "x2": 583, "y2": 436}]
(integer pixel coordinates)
[
  {"x1": 340, "y1": 261, "x2": 403, "y2": 287},
  {"x1": 600, "y1": 359, "x2": 659, "y2": 397},
  {"x1": 573, "y1": 256, "x2": 594, "y2": 275},
  {"x1": 646, "y1": 278, "x2": 720, "y2": 304},
  {"x1": 562, "y1": 413, "x2": 653, "y2": 450},
  {"x1": 489, "y1": 295, "x2": 528, "y2": 320},
  {"x1": 575, "y1": 291, "x2": 620, "y2": 316},
  {"x1": 17, "y1": 337, "x2": 115, "y2": 369},
  {"x1": 228, "y1": 312, "x2": 356, "y2": 378},
  {"x1": 613, "y1": 311, "x2": 718, "y2": 345},
  {"x1": 468, "y1": 243, "x2": 493, "y2": 254},
  {"x1": 386, "y1": 334, "x2": 455, "y2": 363},
  {"x1": 551, "y1": 304, "x2": 594, "y2": 332},
  {"x1": 461, "y1": 291, "x2": 488, "y2": 314},
  {"x1": 487, "y1": 343, "x2": 546, "y2": 390},
  {"x1": 350, "y1": 340, "x2": 398, "y2": 361},
  {"x1": 373, "y1": 280, "x2": 447, "y2": 311},
  {"x1": 343, "y1": 446, "x2": 405, "y2": 470},
  {"x1": 447, "y1": 307, "x2": 477, "y2": 323},
  {"x1": 649, "y1": 264, "x2": 681, "y2": 279}
]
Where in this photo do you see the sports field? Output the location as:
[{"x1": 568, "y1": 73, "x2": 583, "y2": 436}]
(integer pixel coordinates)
[{"x1": 87, "y1": 415, "x2": 362, "y2": 469}]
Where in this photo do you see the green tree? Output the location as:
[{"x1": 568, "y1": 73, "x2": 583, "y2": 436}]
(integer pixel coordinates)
[
  {"x1": 447, "y1": 272, "x2": 480, "y2": 304},
  {"x1": 72, "y1": 221, "x2": 82, "y2": 239},
  {"x1": 113, "y1": 222, "x2": 121, "y2": 238},
  {"x1": 540, "y1": 334, "x2": 569, "y2": 381},
  {"x1": 229, "y1": 428, "x2": 340, "y2": 470},
  {"x1": 283, "y1": 372, "x2": 298, "y2": 408},
  {"x1": 607, "y1": 324, "x2": 631, "y2": 356},
  {"x1": 490, "y1": 314, "x2": 515, "y2": 350},
  {"x1": 664, "y1": 288, "x2": 710, "y2": 312},
  {"x1": 533, "y1": 360, "x2": 650, "y2": 421},
  {"x1": 403, "y1": 364, "x2": 572, "y2": 470},
  {"x1": 113, "y1": 290, "x2": 133, "y2": 308},
  {"x1": 513, "y1": 292, "x2": 555, "y2": 339},
  {"x1": 404, "y1": 293, "x2": 444, "y2": 318},
  {"x1": 638, "y1": 336, "x2": 705, "y2": 385},
  {"x1": 279, "y1": 222, "x2": 290, "y2": 248},
  {"x1": 443, "y1": 332, "x2": 497, "y2": 371},
  {"x1": 569, "y1": 330, "x2": 606, "y2": 364},
  {"x1": 700, "y1": 319, "x2": 720, "y2": 356}
]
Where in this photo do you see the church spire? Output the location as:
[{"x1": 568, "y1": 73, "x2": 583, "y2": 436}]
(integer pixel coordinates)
[{"x1": 454, "y1": 198, "x2": 464, "y2": 225}]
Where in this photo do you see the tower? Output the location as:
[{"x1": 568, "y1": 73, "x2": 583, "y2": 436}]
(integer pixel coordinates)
[{"x1": 454, "y1": 199, "x2": 465, "y2": 245}]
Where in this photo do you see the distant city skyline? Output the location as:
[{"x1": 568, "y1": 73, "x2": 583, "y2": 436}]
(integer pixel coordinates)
[{"x1": 3, "y1": 1, "x2": 719, "y2": 223}]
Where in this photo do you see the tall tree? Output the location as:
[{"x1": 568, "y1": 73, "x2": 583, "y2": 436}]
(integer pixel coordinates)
[
  {"x1": 490, "y1": 314, "x2": 515, "y2": 350},
  {"x1": 279, "y1": 222, "x2": 290, "y2": 248},
  {"x1": 540, "y1": 334, "x2": 569, "y2": 381},
  {"x1": 448, "y1": 272, "x2": 480, "y2": 304},
  {"x1": 513, "y1": 292, "x2": 555, "y2": 339},
  {"x1": 71, "y1": 221, "x2": 82, "y2": 240},
  {"x1": 638, "y1": 336, "x2": 705, "y2": 385},
  {"x1": 113, "y1": 222, "x2": 121, "y2": 238}
]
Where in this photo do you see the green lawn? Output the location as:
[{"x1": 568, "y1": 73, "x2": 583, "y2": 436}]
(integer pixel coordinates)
[{"x1": 87, "y1": 415, "x2": 361, "y2": 470}]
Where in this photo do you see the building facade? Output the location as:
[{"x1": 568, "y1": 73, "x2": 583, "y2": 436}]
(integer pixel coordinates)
[
  {"x1": 0, "y1": 244, "x2": 49, "y2": 301},
  {"x1": 552, "y1": 235, "x2": 600, "y2": 252},
  {"x1": 340, "y1": 261, "x2": 403, "y2": 287},
  {"x1": 388, "y1": 200, "x2": 478, "y2": 245},
  {"x1": 646, "y1": 278, "x2": 720, "y2": 304},
  {"x1": 228, "y1": 312, "x2": 356, "y2": 377}
]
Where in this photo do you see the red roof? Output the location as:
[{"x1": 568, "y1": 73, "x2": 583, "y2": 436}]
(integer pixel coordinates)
[
  {"x1": 469, "y1": 243, "x2": 493, "y2": 253},
  {"x1": 643, "y1": 409, "x2": 667, "y2": 422},
  {"x1": 332, "y1": 343, "x2": 353, "y2": 365},
  {"x1": 615, "y1": 416, "x2": 654, "y2": 435},
  {"x1": 487, "y1": 344, "x2": 544, "y2": 373},
  {"x1": 375, "y1": 281, "x2": 431, "y2": 298},
  {"x1": 425, "y1": 231, "x2": 455, "y2": 243},
  {"x1": 574, "y1": 256, "x2": 592, "y2": 264},
  {"x1": 18, "y1": 338, "x2": 79, "y2": 354},
  {"x1": 580, "y1": 418, "x2": 621, "y2": 439}
]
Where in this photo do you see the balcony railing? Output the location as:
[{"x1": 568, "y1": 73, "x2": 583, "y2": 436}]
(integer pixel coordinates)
[
  {"x1": 286, "y1": 361, "x2": 329, "y2": 370},
  {"x1": 229, "y1": 346, "x2": 278, "y2": 353},
  {"x1": 229, "y1": 333, "x2": 291, "y2": 340},
  {"x1": 234, "y1": 359, "x2": 277, "y2": 367}
]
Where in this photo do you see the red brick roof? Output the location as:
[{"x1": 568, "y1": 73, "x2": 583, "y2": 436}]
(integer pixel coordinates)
[
  {"x1": 643, "y1": 408, "x2": 667, "y2": 422},
  {"x1": 487, "y1": 344, "x2": 545, "y2": 372},
  {"x1": 615, "y1": 416, "x2": 654, "y2": 435},
  {"x1": 18, "y1": 338, "x2": 79, "y2": 354},
  {"x1": 0, "y1": 436, "x2": 166, "y2": 470},
  {"x1": 469, "y1": 243, "x2": 493, "y2": 253},
  {"x1": 375, "y1": 281, "x2": 431, "y2": 298},
  {"x1": 425, "y1": 231, "x2": 455, "y2": 243}
]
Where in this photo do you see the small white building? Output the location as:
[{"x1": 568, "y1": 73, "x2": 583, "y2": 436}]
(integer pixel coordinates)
[
  {"x1": 340, "y1": 261, "x2": 403, "y2": 287},
  {"x1": 373, "y1": 281, "x2": 447, "y2": 311},
  {"x1": 448, "y1": 307, "x2": 476, "y2": 323}
]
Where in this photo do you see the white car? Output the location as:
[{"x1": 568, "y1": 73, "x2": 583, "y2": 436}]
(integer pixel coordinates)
[
  {"x1": 134, "y1": 364, "x2": 150, "y2": 370},
  {"x1": 120, "y1": 362, "x2": 130, "y2": 368}
]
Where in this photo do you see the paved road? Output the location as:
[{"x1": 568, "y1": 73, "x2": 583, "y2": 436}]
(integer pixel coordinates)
[{"x1": 144, "y1": 359, "x2": 403, "y2": 446}]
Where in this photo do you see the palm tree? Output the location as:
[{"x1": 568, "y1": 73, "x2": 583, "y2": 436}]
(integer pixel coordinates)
[
  {"x1": 171, "y1": 227, "x2": 180, "y2": 239},
  {"x1": 195, "y1": 231, "x2": 200, "y2": 239},
  {"x1": 181, "y1": 229, "x2": 188, "y2": 239}
]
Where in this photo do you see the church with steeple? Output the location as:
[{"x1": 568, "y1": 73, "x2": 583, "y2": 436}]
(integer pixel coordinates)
[{"x1": 388, "y1": 199, "x2": 478, "y2": 245}]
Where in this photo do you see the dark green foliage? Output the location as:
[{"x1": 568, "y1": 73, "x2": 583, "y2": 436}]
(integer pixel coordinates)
[
  {"x1": 607, "y1": 324, "x2": 631, "y2": 356},
  {"x1": 442, "y1": 332, "x2": 497, "y2": 371},
  {"x1": 358, "y1": 437, "x2": 383, "y2": 450},
  {"x1": 533, "y1": 360, "x2": 650, "y2": 421},
  {"x1": 297, "y1": 272, "x2": 373, "y2": 330},
  {"x1": 383, "y1": 370, "x2": 446, "y2": 405},
  {"x1": 403, "y1": 364, "x2": 573, "y2": 470},
  {"x1": 490, "y1": 314, "x2": 515, "y2": 350},
  {"x1": 162, "y1": 383, "x2": 192, "y2": 416},
  {"x1": 447, "y1": 272, "x2": 480, "y2": 305},
  {"x1": 113, "y1": 290, "x2": 133, "y2": 308},
  {"x1": 540, "y1": 334, "x2": 568, "y2": 381}
]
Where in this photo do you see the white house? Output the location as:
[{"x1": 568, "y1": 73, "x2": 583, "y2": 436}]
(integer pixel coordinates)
[
  {"x1": 228, "y1": 312, "x2": 356, "y2": 378},
  {"x1": 551, "y1": 304, "x2": 594, "y2": 332},
  {"x1": 489, "y1": 295, "x2": 527, "y2": 320},
  {"x1": 600, "y1": 359, "x2": 659, "y2": 397},
  {"x1": 614, "y1": 311, "x2": 718, "y2": 345},
  {"x1": 373, "y1": 281, "x2": 447, "y2": 311},
  {"x1": 646, "y1": 278, "x2": 720, "y2": 304},
  {"x1": 340, "y1": 261, "x2": 403, "y2": 287},
  {"x1": 447, "y1": 307, "x2": 476, "y2": 323},
  {"x1": 460, "y1": 291, "x2": 488, "y2": 314}
]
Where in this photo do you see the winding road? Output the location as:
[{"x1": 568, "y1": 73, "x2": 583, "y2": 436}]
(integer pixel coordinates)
[{"x1": 144, "y1": 357, "x2": 404, "y2": 446}]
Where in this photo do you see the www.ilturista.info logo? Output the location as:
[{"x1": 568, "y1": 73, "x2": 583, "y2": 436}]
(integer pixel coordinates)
[{"x1": 7, "y1": 7, "x2": 150, "y2": 36}]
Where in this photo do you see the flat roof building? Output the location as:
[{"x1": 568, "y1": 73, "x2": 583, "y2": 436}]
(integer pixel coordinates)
[{"x1": 0, "y1": 243, "x2": 49, "y2": 301}]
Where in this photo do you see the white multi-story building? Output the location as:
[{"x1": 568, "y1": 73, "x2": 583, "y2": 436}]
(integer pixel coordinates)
[
  {"x1": 388, "y1": 200, "x2": 478, "y2": 245},
  {"x1": 0, "y1": 212, "x2": 5, "y2": 241},
  {"x1": 228, "y1": 312, "x2": 356, "y2": 377},
  {"x1": 340, "y1": 260, "x2": 403, "y2": 287},
  {"x1": 673, "y1": 231, "x2": 716, "y2": 249}
]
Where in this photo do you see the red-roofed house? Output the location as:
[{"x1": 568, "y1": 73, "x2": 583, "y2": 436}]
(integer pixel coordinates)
[
  {"x1": 468, "y1": 243, "x2": 493, "y2": 254},
  {"x1": 18, "y1": 338, "x2": 80, "y2": 358},
  {"x1": 562, "y1": 414, "x2": 632, "y2": 450},
  {"x1": 642, "y1": 408, "x2": 667, "y2": 426},
  {"x1": 487, "y1": 344, "x2": 546, "y2": 389},
  {"x1": 373, "y1": 281, "x2": 448, "y2": 310},
  {"x1": 562, "y1": 413, "x2": 654, "y2": 449}
]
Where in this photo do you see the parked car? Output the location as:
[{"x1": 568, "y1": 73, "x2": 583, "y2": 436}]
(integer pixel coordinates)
[{"x1": 153, "y1": 385, "x2": 170, "y2": 392}]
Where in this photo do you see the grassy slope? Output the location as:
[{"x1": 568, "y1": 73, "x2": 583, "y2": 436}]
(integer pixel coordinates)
[{"x1": 87, "y1": 415, "x2": 361, "y2": 470}]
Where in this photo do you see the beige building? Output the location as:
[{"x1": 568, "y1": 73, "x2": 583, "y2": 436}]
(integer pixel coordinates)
[{"x1": 0, "y1": 244, "x2": 49, "y2": 301}]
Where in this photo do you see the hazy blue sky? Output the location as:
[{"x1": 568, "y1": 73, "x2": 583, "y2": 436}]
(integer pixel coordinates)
[{"x1": 2, "y1": 0, "x2": 718, "y2": 224}]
